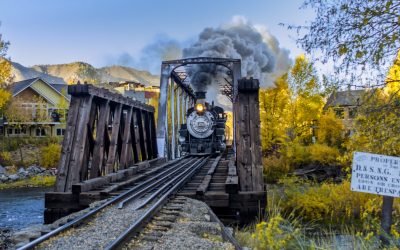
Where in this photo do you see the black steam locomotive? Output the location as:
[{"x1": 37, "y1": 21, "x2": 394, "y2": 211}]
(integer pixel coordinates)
[{"x1": 179, "y1": 92, "x2": 227, "y2": 155}]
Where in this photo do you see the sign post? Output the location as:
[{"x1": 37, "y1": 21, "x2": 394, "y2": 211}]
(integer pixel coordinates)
[{"x1": 351, "y1": 152, "x2": 400, "y2": 244}]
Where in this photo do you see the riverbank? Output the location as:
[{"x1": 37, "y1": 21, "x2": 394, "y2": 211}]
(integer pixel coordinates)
[
  {"x1": 0, "y1": 165, "x2": 56, "y2": 190},
  {"x1": 0, "y1": 175, "x2": 55, "y2": 190}
]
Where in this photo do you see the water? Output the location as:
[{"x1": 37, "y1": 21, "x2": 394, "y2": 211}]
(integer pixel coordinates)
[{"x1": 0, "y1": 187, "x2": 52, "y2": 230}]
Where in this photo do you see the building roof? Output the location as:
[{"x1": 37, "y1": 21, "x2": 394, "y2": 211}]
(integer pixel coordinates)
[
  {"x1": 325, "y1": 89, "x2": 365, "y2": 108},
  {"x1": 11, "y1": 77, "x2": 70, "y2": 100}
]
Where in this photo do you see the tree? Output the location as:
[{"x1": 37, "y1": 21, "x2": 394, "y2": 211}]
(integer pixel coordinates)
[
  {"x1": 295, "y1": 0, "x2": 400, "y2": 82},
  {"x1": 259, "y1": 74, "x2": 290, "y2": 154},
  {"x1": 346, "y1": 54, "x2": 400, "y2": 157},
  {"x1": 0, "y1": 23, "x2": 12, "y2": 114},
  {"x1": 287, "y1": 55, "x2": 324, "y2": 143},
  {"x1": 0, "y1": 23, "x2": 12, "y2": 86},
  {"x1": 0, "y1": 89, "x2": 10, "y2": 110}
]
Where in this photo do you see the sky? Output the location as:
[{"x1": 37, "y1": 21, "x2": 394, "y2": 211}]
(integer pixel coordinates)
[{"x1": 0, "y1": 0, "x2": 315, "y2": 73}]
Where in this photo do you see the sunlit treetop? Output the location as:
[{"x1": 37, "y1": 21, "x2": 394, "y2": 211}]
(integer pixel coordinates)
[{"x1": 293, "y1": 0, "x2": 400, "y2": 84}]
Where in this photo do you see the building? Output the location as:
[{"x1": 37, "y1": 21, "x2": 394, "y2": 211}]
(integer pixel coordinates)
[
  {"x1": 110, "y1": 81, "x2": 160, "y2": 105},
  {"x1": 324, "y1": 89, "x2": 365, "y2": 133},
  {"x1": 1, "y1": 77, "x2": 70, "y2": 137}
]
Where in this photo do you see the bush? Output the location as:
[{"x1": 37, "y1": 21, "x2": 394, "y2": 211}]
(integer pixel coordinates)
[
  {"x1": 0, "y1": 151, "x2": 11, "y2": 165},
  {"x1": 308, "y1": 143, "x2": 340, "y2": 165},
  {"x1": 263, "y1": 155, "x2": 290, "y2": 183},
  {"x1": 278, "y1": 178, "x2": 400, "y2": 230},
  {"x1": 285, "y1": 143, "x2": 341, "y2": 168},
  {"x1": 40, "y1": 143, "x2": 61, "y2": 168}
]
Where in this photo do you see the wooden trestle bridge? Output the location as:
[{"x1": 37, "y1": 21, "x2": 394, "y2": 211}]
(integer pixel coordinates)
[{"x1": 44, "y1": 57, "x2": 266, "y2": 228}]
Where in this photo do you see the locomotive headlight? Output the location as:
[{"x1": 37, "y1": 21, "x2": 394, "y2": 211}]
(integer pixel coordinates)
[
  {"x1": 179, "y1": 136, "x2": 186, "y2": 143},
  {"x1": 195, "y1": 103, "x2": 204, "y2": 112}
]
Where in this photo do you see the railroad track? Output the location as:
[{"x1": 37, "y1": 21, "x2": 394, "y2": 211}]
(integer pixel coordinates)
[{"x1": 17, "y1": 156, "x2": 210, "y2": 250}]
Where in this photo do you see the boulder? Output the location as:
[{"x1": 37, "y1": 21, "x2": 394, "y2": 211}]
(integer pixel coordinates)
[
  {"x1": 0, "y1": 166, "x2": 6, "y2": 174},
  {"x1": 8, "y1": 174, "x2": 19, "y2": 181},
  {"x1": 27, "y1": 165, "x2": 42, "y2": 174},
  {"x1": 0, "y1": 175, "x2": 8, "y2": 182}
]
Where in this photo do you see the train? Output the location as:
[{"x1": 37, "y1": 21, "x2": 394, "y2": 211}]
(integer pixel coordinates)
[{"x1": 179, "y1": 92, "x2": 227, "y2": 155}]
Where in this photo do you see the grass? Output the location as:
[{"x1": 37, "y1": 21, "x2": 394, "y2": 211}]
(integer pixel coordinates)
[
  {"x1": 235, "y1": 181, "x2": 400, "y2": 249},
  {"x1": 0, "y1": 175, "x2": 56, "y2": 190}
]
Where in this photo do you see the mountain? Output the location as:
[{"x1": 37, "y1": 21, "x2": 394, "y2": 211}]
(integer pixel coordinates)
[{"x1": 11, "y1": 61, "x2": 160, "y2": 86}]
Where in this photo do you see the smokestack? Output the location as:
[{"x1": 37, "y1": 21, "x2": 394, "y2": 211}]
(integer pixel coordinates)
[{"x1": 195, "y1": 91, "x2": 206, "y2": 100}]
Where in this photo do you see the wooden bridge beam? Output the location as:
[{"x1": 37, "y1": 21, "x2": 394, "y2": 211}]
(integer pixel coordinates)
[
  {"x1": 234, "y1": 78, "x2": 264, "y2": 192},
  {"x1": 105, "y1": 103, "x2": 123, "y2": 173}
]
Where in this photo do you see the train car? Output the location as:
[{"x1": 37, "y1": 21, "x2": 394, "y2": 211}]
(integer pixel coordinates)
[{"x1": 179, "y1": 92, "x2": 227, "y2": 155}]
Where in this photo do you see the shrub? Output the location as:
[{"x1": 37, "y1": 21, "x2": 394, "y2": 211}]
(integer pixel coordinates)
[
  {"x1": 40, "y1": 143, "x2": 61, "y2": 168},
  {"x1": 251, "y1": 214, "x2": 301, "y2": 250},
  {"x1": 263, "y1": 155, "x2": 290, "y2": 183},
  {"x1": 278, "y1": 178, "x2": 400, "y2": 230},
  {"x1": 0, "y1": 151, "x2": 11, "y2": 165},
  {"x1": 308, "y1": 143, "x2": 340, "y2": 165}
]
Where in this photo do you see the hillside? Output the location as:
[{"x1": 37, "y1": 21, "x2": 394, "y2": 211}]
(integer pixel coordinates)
[{"x1": 11, "y1": 61, "x2": 160, "y2": 86}]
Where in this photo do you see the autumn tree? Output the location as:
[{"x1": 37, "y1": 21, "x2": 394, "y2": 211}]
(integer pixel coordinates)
[
  {"x1": 346, "y1": 53, "x2": 400, "y2": 157},
  {"x1": 259, "y1": 74, "x2": 290, "y2": 154},
  {"x1": 295, "y1": 0, "x2": 400, "y2": 83},
  {"x1": 0, "y1": 23, "x2": 12, "y2": 112},
  {"x1": 287, "y1": 55, "x2": 324, "y2": 143}
]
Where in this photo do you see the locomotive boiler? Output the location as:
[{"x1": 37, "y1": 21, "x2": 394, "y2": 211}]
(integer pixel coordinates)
[{"x1": 179, "y1": 92, "x2": 227, "y2": 155}]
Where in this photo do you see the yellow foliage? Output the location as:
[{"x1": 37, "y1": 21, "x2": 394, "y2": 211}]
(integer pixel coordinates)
[
  {"x1": 263, "y1": 155, "x2": 290, "y2": 183},
  {"x1": 40, "y1": 143, "x2": 61, "y2": 168},
  {"x1": 317, "y1": 109, "x2": 345, "y2": 147},
  {"x1": 308, "y1": 143, "x2": 340, "y2": 165},
  {"x1": 279, "y1": 178, "x2": 400, "y2": 231},
  {"x1": 0, "y1": 58, "x2": 12, "y2": 85},
  {"x1": 251, "y1": 214, "x2": 301, "y2": 250},
  {"x1": 0, "y1": 88, "x2": 10, "y2": 110}
]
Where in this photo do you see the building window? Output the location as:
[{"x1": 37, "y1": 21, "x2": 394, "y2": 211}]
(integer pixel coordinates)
[
  {"x1": 7, "y1": 128, "x2": 13, "y2": 135},
  {"x1": 349, "y1": 107, "x2": 357, "y2": 119},
  {"x1": 15, "y1": 128, "x2": 21, "y2": 135},
  {"x1": 334, "y1": 108, "x2": 344, "y2": 119},
  {"x1": 56, "y1": 128, "x2": 65, "y2": 136},
  {"x1": 36, "y1": 128, "x2": 46, "y2": 137}
]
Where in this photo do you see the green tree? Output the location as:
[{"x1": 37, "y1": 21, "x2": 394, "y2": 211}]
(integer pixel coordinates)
[{"x1": 294, "y1": 0, "x2": 400, "y2": 81}]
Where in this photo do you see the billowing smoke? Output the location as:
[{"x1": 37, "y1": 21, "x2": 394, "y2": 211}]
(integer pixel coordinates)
[
  {"x1": 183, "y1": 16, "x2": 291, "y2": 94},
  {"x1": 107, "y1": 34, "x2": 182, "y2": 74}
]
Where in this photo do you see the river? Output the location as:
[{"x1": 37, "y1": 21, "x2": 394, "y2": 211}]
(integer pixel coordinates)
[{"x1": 0, "y1": 187, "x2": 52, "y2": 230}]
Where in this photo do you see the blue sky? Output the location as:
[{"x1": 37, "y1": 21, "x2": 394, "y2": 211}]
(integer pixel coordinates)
[{"x1": 0, "y1": 0, "x2": 314, "y2": 71}]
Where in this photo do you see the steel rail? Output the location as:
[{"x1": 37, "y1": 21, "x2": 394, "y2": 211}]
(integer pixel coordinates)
[
  {"x1": 132, "y1": 157, "x2": 209, "y2": 211},
  {"x1": 117, "y1": 157, "x2": 198, "y2": 208},
  {"x1": 105, "y1": 156, "x2": 210, "y2": 250},
  {"x1": 17, "y1": 157, "x2": 190, "y2": 250}
]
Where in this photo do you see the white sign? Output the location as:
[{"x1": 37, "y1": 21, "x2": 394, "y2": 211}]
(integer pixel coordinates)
[{"x1": 351, "y1": 152, "x2": 400, "y2": 197}]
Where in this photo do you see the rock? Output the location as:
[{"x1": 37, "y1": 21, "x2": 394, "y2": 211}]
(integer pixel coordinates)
[
  {"x1": 18, "y1": 168, "x2": 30, "y2": 178},
  {"x1": 27, "y1": 165, "x2": 43, "y2": 174},
  {"x1": 204, "y1": 214, "x2": 211, "y2": 222},
  {"x1": 0, "y1": 166, "x2": 6, "y2": 174},
  {"x1": 18, "y1": 167, "x2": 26, "y2": 174},
  {"x1": 8, "y1": 174, "x2": 19, "y2": 181},
  {"x1": 0, "y1": 175, "x2": 8, "y2": 182}
]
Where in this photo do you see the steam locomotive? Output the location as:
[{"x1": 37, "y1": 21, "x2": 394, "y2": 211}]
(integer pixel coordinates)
[{"x1": 179, "y1": 92, "x2": 227, "y2": 155}]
